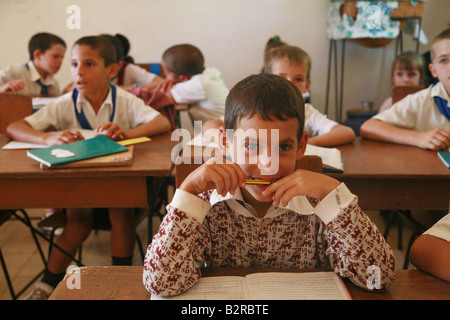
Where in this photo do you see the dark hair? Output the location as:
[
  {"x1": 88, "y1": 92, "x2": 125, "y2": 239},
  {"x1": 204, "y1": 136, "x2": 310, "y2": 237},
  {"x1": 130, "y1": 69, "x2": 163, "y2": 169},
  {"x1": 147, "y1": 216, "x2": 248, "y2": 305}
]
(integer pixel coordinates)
[
  {"x1": 431, "y1": 27, "x2": 450, "y2": 61},
  {"x1": 162, "y1": 44, "x2": 204, "y2": 76},
  {"x1": 115, "y1": 33, "x2": 134, "y2": 63},
  {"x1": 73, "y1": 36, "x2": 117, "y2": 66},
  {"x1": 28, "y1": 32, "x2": 66, "y2": 61},
  {"x1": 99, "y1": 34, "x2": 124, "y2": 63},
  {"x1": 225, "y1": 74, "x2": 305, "y2": 140}
]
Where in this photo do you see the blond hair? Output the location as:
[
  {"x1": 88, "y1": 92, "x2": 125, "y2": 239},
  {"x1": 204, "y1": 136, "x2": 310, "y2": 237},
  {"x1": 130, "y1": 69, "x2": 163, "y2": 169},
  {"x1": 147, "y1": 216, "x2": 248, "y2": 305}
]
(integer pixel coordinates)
[{"x1": 263, "y1": 45, "x2": 312, "y2": 81}]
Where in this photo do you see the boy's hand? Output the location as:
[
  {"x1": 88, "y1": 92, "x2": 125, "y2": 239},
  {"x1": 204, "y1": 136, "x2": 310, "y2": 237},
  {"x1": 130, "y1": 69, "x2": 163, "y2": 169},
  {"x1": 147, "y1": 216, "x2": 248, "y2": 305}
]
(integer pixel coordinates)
[
  {"x1": 96, "y1": 122, "x2": 126, "y2": 141},
  {"x1": 44, "y1": 129, "x2": 85, "y2": 146},
  {"x1": 262, "y1": 169, "x2": 341, "y2": 207},
  {"x1": 0, "y1": 79, "x2": 25, "y2": 93},
  {"x1": 416, "y1": 128, "x2": 450, "y2": 151},
  {"x1": 180, "y1": 157, "x2": 247, "y2": 197}
]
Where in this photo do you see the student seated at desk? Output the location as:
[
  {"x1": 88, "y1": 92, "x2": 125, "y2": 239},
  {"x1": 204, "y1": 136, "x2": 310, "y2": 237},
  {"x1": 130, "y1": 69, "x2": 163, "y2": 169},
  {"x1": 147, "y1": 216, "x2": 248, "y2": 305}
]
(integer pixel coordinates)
[
  {"x1": 0, "y1": 32, "x2": 66, "y2": 95},
  {"x1": 6, "y1": 35, "x2": 171, "y2": 300},
  {"x1": 410, "y1": 213, "x2": 450, "y2": 282},
  {"x1": 157, "y1": 44, "x2": 229, "y2": 123},
  {"x1": 360, "y1": 28, "x2": 450, "y2": 151},
  {"x1": 143, "y1": 74, "x2": 395, "y2": 298},
  {"x1": 378, "y1": 51, "x2": 425, "y2": 113}
]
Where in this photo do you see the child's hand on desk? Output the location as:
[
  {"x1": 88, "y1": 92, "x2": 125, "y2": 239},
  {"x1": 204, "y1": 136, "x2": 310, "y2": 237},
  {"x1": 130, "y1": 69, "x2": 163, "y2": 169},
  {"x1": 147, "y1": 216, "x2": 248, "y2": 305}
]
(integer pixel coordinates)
[
  {"x1": 96, "y1": 122, "x2": 126, "y2": 141},
  {"x1": 180, "y1": 157, "x2": 246, "y2": 197},
  {"x1": 45, "y1": 129, "x2": 84, "y2": 145},
  {"x1": 416, "y1": 128, "x2": 450, "y2": 151},
  {"x1": 262, "y1": 169, "x2": 340, "y2": 207}
]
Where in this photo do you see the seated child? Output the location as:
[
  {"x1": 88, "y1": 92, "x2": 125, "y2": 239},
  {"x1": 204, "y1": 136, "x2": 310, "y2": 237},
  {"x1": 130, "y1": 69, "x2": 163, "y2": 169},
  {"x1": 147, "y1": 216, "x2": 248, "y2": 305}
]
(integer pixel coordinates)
[
  {"x1": 0, "y1": 32, "x2": 66, "y2": 95},
  {"x1": 7, "y1": 35, "x2": 171, "y2": 300},
  {"x1": 360, "y1": 28, "x2": 450, "y2": 151},
  {"x1": 409, "y1": 213, "x2": 450, "y2": 282},
  {"x1": 264, "y1": 45, "x2": 355, "y2": 146},
  {"x1": 143, "y1": 73, "x2": 395, "y2": 298},
  {"x1": 158, "y1": 44, "x2": 229, "y2": 122},
  {"x1": 378, "y1": 51, "x2": 425, "y2": 113}
]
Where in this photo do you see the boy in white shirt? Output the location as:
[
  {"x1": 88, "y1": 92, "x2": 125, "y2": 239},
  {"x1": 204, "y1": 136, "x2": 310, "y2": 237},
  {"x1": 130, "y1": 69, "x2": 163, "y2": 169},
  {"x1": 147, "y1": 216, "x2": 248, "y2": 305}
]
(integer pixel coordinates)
[
  {"x1": 264, "y1": 45, "x2": 355, "y2": 147},
  {"x1": 0, "y1": 32, "x2": 66, "y2": 96},
  {"x1": 7, "y1": 35, "x2": 171, "y2": 300},
  {"x1": 158, "y1": 44, "x2": 229, "y2": 122},
  {"x1": 360, "y1": 28, "x2": 450, "y2": 151}
]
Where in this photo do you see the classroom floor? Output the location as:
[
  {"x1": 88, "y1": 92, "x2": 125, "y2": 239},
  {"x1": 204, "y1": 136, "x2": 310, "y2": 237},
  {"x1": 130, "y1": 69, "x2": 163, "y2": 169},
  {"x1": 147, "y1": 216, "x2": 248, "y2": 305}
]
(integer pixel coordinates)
[{"x1": 0, "y1": 205, "x2": 443, "y2": 300}]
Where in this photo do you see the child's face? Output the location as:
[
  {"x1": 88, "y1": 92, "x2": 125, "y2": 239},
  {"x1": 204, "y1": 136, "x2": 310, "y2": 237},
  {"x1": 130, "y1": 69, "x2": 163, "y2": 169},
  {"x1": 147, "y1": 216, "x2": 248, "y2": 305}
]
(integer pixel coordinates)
[
  {"x1": 430, "y1": 38, "x2": 450, "y2": 93},
  {"x1": 392, "y1": 63, "x2": 421, "y2": 86},
  {"x1": 33, "y1": 43, "x2": 66, "y2": 76},
  {"x1": 270, "y1": 59, "x2": 311, "y2": 94},
  {"x1": 70, "y1": 44, "x2": 118, "y2": 97},
  {"x1": 224, "y1": 115, "x2": 307, "y2": 204}
]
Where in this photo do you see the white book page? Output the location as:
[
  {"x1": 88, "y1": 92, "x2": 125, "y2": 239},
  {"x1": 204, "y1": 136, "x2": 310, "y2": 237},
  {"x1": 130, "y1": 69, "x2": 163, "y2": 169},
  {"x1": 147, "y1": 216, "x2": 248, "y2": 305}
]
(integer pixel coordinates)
[
  {"x1": 151, "y1": 276, "x2": 249, "y2": 300},
  {"x1": 245, "y1": 272, "x2": 351, "y2": 300},
  {"x1": 2, "y1": 129, "x2": 102, "y2": 150},
  {"x1": 304, "y1": 144, "x2": 343, "y2": 171}
]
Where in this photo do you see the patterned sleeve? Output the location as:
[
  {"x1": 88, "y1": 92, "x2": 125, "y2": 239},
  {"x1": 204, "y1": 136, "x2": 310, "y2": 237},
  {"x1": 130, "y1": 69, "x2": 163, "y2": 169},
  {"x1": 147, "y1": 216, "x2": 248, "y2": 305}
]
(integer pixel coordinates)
[
  {"x1": 324, "y1": 198, "x2": 396, "y2": 290},
  {"x1": 142, "y1": 191, "x2": 212, "y2": 297}
]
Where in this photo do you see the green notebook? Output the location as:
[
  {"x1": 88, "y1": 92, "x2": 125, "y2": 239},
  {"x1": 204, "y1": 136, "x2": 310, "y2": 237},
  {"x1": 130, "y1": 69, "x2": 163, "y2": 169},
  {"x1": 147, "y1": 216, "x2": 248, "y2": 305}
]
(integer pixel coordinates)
[
  {"x1": 438, "y1": 151, "x2": 450, "y2": 168},
  {"x1": 27, "y1": 135, "x2": 128, "y2": 167}
]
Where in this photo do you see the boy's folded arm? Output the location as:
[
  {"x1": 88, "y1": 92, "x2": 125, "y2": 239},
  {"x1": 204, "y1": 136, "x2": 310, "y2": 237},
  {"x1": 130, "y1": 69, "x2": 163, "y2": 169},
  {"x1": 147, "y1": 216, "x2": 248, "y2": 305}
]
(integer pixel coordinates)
[
  {"x1": 314, "y1": 184, "x2": 396, "y2": 290},
  {"x1": 143, "y1": 190, "x2": 212, "y2": 297}
]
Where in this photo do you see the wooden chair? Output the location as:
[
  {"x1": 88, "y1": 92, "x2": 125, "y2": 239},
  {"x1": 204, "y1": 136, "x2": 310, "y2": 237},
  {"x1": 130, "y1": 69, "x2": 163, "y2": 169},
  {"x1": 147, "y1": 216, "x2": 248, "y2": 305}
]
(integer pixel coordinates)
[
  {"x1": 0, "y1": 93, "x2": 33, "y2": 133},
  {"x1": 392, "y1": 85, "x2": 424, "y2": 104},
  {"x1": 0, "y1": 93, "x2": 48, "y2": 299}
]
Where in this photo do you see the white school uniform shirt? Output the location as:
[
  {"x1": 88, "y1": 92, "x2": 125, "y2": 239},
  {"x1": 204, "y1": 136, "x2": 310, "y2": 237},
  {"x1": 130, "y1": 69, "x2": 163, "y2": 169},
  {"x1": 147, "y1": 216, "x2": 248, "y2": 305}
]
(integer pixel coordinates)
[
  {"x1": 0, "y1": 61, "x2": 61, "y2": 96},
  {"x1": 25, "y1": 86, "x2": 160, "y2": 131},
  {"x1": 305, "y1": 103, "x2": 338, "y2": 137},
  {"x1": 110, "y1": 63, "x2": 156, "y2": 86},
  {"x1": 373, "y1": 82, "x2": 450, "y2": 132},
  {"x1": 170, "y1": 67, "x2": 228, "y2": 119},
  {"x1": 424, "y1": 213, "x2": 450, "y2": 242}
]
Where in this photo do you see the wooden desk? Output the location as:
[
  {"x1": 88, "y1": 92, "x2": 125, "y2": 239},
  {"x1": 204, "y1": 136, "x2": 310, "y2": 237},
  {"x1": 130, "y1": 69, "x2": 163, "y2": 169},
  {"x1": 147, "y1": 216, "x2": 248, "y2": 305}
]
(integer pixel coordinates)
[
  {"x1": 332, "y1": 138, "x2": 450, "y2": 211},
  {"x1": 0, "y1": 132, "x2": 177, "y2": 243},
  {"x1": 49, "y1": 266, "x2": 450, "y2": 300}
]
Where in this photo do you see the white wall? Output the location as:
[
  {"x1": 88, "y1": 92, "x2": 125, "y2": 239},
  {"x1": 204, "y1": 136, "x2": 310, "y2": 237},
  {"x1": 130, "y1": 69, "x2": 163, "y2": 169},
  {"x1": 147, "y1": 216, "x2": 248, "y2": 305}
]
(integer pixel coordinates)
[{"x1": 0, "y1": 0, "x2": 448, "y2": 121}]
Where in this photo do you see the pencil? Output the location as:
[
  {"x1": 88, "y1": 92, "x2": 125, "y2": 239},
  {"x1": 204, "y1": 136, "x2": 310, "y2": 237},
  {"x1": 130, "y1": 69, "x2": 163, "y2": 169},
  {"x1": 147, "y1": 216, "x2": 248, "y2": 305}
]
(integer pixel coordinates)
[{"x1": 245, "y1": 179, "x2": 271, "y2": 185}]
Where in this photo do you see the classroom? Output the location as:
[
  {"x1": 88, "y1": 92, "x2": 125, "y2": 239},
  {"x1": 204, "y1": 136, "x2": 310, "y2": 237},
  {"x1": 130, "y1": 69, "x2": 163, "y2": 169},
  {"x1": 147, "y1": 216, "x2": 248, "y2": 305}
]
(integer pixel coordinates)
[{"x1": 0, "y1": 0, "x2": 449, "y2": 303}]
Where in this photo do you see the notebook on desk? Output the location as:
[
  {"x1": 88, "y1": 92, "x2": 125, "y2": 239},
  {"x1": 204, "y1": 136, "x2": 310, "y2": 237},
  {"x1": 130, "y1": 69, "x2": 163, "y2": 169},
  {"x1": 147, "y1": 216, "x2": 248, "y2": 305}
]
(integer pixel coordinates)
[
  {"x1": 27, "y1": 135, "x2": 128, "y2": 167},
  {"x1": 151, "y1": 272, "x2": 352, "y2": 300}
]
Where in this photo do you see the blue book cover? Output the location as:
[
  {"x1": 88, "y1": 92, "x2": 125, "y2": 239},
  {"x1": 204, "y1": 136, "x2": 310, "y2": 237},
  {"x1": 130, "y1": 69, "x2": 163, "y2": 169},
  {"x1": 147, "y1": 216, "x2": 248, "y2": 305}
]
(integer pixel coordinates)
[
  {"x1": 438, "y1": 151, "x2": 450, "y2": 168},
  {"x1": 27, "y1": 135, "x2": 128, "y2": 167}
]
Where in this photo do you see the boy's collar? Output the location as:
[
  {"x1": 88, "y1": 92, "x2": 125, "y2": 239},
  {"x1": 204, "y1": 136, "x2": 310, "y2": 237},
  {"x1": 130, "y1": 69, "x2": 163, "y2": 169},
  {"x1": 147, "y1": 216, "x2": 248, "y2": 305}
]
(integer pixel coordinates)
[
  {"x1": 73, "y1": 86, "x2": 114, "y2": 113},
  {"x1": 26, "y1": 61, "x2": 55, "y2": 85},
  {"x1": 209, "y1": 187, "x2": 315, "y2": 218},
  {"x1": 431, "y1": 81, "x2": 450, "y2": 100}
]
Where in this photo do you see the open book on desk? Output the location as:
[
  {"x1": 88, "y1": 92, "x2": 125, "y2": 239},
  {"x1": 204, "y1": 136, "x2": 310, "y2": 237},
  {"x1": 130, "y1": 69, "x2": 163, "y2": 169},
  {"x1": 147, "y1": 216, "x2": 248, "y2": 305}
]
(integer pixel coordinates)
[
  {"x1": 305, "y1": 144, "x2": 344, "y2": 173},
  {"x1": 151, "y1": 272, "x2": 352, "y2": 300}
]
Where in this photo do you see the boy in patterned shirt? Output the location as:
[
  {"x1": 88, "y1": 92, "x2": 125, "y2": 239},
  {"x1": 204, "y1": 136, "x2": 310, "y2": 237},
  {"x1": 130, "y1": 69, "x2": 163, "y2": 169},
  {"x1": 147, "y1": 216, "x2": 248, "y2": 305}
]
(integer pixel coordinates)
[{"x1": 143, "y1": 74, "x2": 395, "y2": 297}]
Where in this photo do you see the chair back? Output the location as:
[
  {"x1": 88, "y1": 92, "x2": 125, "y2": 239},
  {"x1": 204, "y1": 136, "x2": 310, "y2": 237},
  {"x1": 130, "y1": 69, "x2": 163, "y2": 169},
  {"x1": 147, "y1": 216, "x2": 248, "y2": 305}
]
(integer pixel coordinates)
[
  {"x1": 392, "y1": 85, "x2": 424, "y2": 104},
  {"x1": 175, "y1": 155, "x2": 323, "y2": 188},
  {"x1": 0, "y1": 93, "x2": 33, "y2": 133},
  {"x1": 136, "y1": 63, "x2": 165, "y2": 78}
]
